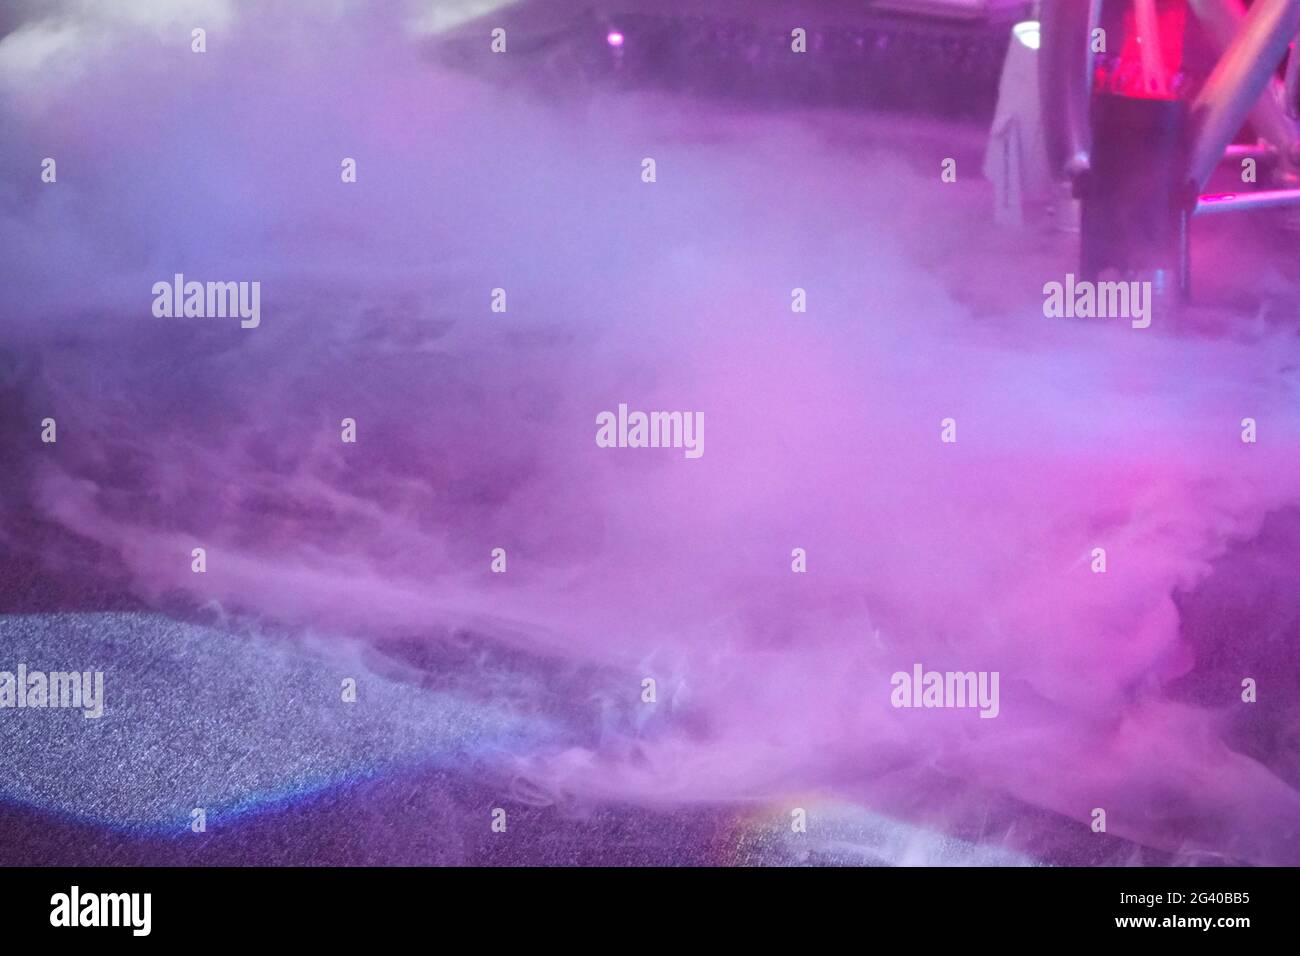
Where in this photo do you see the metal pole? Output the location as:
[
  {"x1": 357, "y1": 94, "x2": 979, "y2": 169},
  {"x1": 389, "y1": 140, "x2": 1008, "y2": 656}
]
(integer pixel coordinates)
[
  {"x1": 1287, "y1": 33, "x2": 1300, "y2": 117},
  {"x1": 1195, "y1": 186, "x2": 1300, "y2": 214},
  {"x1": 1039, "y1": 0, "x2": 1102, "y2": 178},
  {"x1": 1186, "y1": 0, "x2": 1300, "y2": 190},
  {"x1": 1190, "y1": 0, "x2": 1300, "y2": 157},
  {"x1": 1179, "y1": 207, "x2": 1191, "y2": 301},
  {"x1": 1222, "y1": 141, "x2": 1277, "y2": 161}
]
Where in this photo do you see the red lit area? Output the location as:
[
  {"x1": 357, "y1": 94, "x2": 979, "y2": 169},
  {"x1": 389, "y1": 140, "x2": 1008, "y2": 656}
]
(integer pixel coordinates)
[{"x1": 1097, "y1": 0, "x2": 1190, "y2": 99}]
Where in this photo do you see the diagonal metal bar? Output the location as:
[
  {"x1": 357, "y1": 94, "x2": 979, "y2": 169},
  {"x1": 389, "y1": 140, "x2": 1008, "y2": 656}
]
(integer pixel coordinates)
[{"x1": 1186, "y1": 0, "x2": 1300, "y2": 190}]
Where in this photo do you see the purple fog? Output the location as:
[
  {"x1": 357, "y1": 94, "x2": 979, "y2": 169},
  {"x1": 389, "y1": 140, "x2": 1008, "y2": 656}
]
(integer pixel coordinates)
[{"x1": 1, "y1": 0, "x2": 1299, "y2": 866}]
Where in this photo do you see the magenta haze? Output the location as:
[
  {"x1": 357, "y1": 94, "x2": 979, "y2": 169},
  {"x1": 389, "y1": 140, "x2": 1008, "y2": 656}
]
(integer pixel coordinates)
[{"x1": 3, "y1": 1, "x2": 1300, "y2": 864}]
